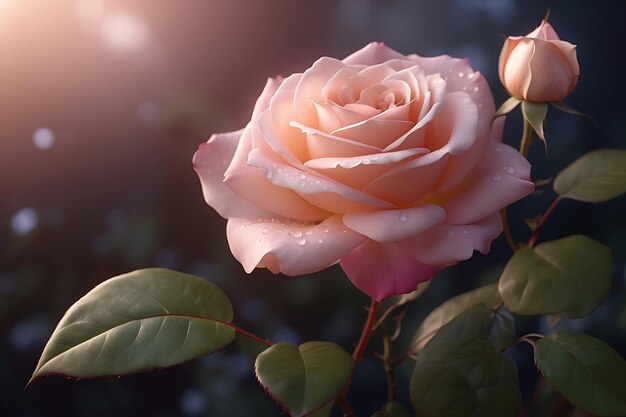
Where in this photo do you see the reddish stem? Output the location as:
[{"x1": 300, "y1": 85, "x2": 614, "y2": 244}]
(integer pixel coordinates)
[
  {"x1": 528, "y1": 196, "x2": 562, "y2": 247},
  {"x1": 335, "y1": 299, "x2": 380, "y2": 417}
]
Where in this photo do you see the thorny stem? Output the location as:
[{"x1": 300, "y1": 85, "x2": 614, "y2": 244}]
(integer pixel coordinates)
[
  {"x1": 335, "y1": 299, "x2": 380, "y2": 417},
  {"x1": 381, "y1": 334, "x2": 396, "y2": 403},
  {"x1": 500, "y1": 208, "x2": 518, "y2": 252},
  {"x1": 527, "y1": 196, "x2": 562, "y2": 247},
  {"x1": 519, "y1": 116, "x2": 534, "y2": 158}
]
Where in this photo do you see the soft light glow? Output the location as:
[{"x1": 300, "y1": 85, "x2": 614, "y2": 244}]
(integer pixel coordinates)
[
  {"x1": 100, "y1": 13, "x2": 148, "y2": 51},
  {"x1": 33, "y1": 127, "x2": 55, "y2": 149},
  {"x1": 74, "y1": 0, "x2": 104, "y2": 22},
  {"x1": 11, "y1": 207, "x2": 39, "y2": 236}
]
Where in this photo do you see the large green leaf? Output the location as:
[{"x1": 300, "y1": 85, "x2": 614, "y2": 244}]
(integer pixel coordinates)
[
  {"x1": 255, "y1": 341, "x2": 353, "y2": 417},
  {"x1": 410, "y1": 284, "x2": 503, "y2": 352},
  {"x1": 31, "y1": 268, "x2": 235, "y2": 380},
  {"x1": 499, "y1": 235, "x2": 613, "y2": 317},
  {"x1": 554, "y1": 149, "x2": 626, "y2": 202},
  {"x1": 535, "y1": 331, "x2": 626, "y2": 416},
  {"x1": 410, "y1": 305, "x2": 520, "y2": 417}
]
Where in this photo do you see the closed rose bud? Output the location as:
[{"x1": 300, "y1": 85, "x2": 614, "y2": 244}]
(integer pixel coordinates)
[{"x1": 499, "y1": 20, "x2": 579, "y2": 102}]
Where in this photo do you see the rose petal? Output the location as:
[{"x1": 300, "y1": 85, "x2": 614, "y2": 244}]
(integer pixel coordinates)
[
  {"x1": 439, "y1": 141, "x2": 534, "y2": 224},
  {"x1": 343, "y1": 205, "x2": 446, "y2": 243},
  {"x1": 331, "y1": 118, "x2": 413, "y2": 149},
  {"x1": 224, "y1": 127, "x2": 330, "y2": 222},
  {"x1": 340, "y1": 240, "x2": 440, "y2": 300},
  {"x1": 193, "y1": 130, "x2": 275, "y2": 219},
  {"x1": 227, "y1": 215, "x2": 366, "y2": 276},
  {"x1": 342, "y1": 42, "x2": 409, "y2": 66},
  {"x1": 399, "y1": 213, "x2": 502, "y2": 265},
  {"x1": 247, "y1": 148, "x2": 396, "y2": 212},
  {"x1": 525, "y1": 40, "x2": 577, "y2": 102}
]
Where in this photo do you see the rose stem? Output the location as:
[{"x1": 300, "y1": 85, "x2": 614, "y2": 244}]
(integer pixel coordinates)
[
  {"x1": 527, "y1": 196, "x2": 562, "y2": 247},
  {"x1": 335, "y1": 298, "x2": 380, "y2": 417},
  {"x1": 519, "y1": 116, "x2": 533, "y2": 158},
  {"x1": 500, "y1": 208, "x2": 518, "y2": 252},
  {"x1": 381, "y1": 333, "x2": 396, "y2": 403}
]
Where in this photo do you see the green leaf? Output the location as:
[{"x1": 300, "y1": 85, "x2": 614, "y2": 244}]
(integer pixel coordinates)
[
  {"x1": 371, "y1": 401, "x2": 409, "y2": 417},
  {"x1": 255, "y1": 341, "x2": 353, "y2": 417},
  {"x1": 31, "y1": 268, "x2": 235, "y2": 381},
  {"x1": 495, "y1": 96, "x2": 521, "y2": 117},
  {"x1": 499, "y1": 235, "x2": 613, "y2": 317},
  {"x1": 410, "y1": 305, "x2": 521, "y2": 417},
  {"x1": 535, "y1": 331, "x2": 626, "y2": 416},
  {"x1": 522, "y1": 100, "x2": 548, "y2": 142},
  {"x1": 376, "y1": 282, "x2": 429, "y2": 328},
  {"x1": 554, "y1": 149, "x2": 626, "y2": 202},
  {"x1": 410, "y1": 284, "x2": 503, "y2": 353}
]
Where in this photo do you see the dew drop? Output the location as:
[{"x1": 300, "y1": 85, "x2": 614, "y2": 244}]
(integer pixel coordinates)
[
  {"x1": 503, "y1": 165, "x2": 516, "y2": 174},
  {"x1": 289, "y1": 231, "x2": 303, "y2": 238},
  {"x1": 262, "y1": 227, "x2": 270, "y2": 234},
  {"x1": 295, "y1": 237, "x2": 307, "y2": 246},
  {"x1": 317, "y1": 238, "x2": 323, "y2": 244},
  {"x1": 491, "y1": 174, "x2": 503, "y2": 182},
  {"x1": 463, "y1": 230, "x2": 469, "y2": 235},
  {"x1": 473, "y1": 86, "x2": 479, "y2": 92},
  {"x1": 299, "y1": 173, "x2": 306, "y2": 180},
  {"x1": 305, "y1": 230, "x2": 314, "y2": 236},
  {"x1": 458, "y1": 72, "x2": 465, "y2": 78},
  {"x1": 298, "y1": 180, "x2": 306, "y2": 187},
  {"x1": 265, "y1": 171, "x2": 273, "y2": 179},
  {"x1": 277, "y1": 168, "x2": 283, "y2": 173},
  {"x1": 320, "y1": 226, "x2": 330, "y2": 233},
  {"x1": 399, "y1": 213, "x2": 408, "y2": 222},
  {"x1": 239, "y1": 224, "x2": 246, "y2": 231},
  {"x1": 362, "y1": 157, "x2": 371, "y2": 165}
]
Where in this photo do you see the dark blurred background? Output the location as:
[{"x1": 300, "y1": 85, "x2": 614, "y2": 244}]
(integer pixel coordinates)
[{"x1": 1, "y1": 1, "x2": 626, "y2": 416}]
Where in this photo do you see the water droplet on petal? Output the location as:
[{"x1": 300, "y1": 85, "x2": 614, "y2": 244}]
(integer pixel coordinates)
[
  {"x1": 299, "y1": 173, "x2": 306, "y2": 180},
  {"x1": 399, "y1": 213, "x2": 408, "y2": 222},
  {"x1": 295, "y1": 237, "x2": 307, "y2": 246},
  {"x1": 262, "y1": 227, "x2": 270, "y2": 234},
  {"x1": 458, "y1": 72, "x2": 465, "y2": 77},
  {"x1": 463, "y1": 230, "x2": 469, "y2": 235},
  {"x1": 289, "y1": 231, "x2": 303, "y2": 238},
  {"x1": 320, "y1": 226, "x2": 329, "y2": 233},
  {"x1": 265, "y1": 171, "x2": 273, "y2": 179},
  {"x1": 473, "y1": 86, "x2": 479, "y2": 92},
  {"x1": 491, "y1": 174, "x2": 503, "y2": 182},
  {"x1": 503, "y1": 165, "x2": 516, "y2": 174},
  {"x1": 299, "y1": 180, "x2": 306, "y2": 187},
  {"x1": 317, "y1": 238, "x2": 323, "y2": 244},
  {"x1": 239, "y1": 224, "x2": 246, "y2": 231},
  {"x1": 305, "y1": 230, "x2": 313, "y2": 236}
]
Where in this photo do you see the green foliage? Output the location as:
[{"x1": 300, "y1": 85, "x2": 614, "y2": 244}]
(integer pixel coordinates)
[
  {"x1": 554, "y1": 149, "x2": 626, "y2": 202},
  {"x1": 410, "y1": 305, "x2": 520, "y2": 417},
  {"x1": 499, "y1": 235, "x2": 613, "y2": 317},
  {"x1": 31, "y1": 268, "x2": 235, "y2": 380},
  {"x1": 371, "y1": 401, "x2": 410, "y2": 417},
  {"x1": 254, "y1": 341, "x2": 353, "y2": 417},
  {"x1": 410, "y1": 284, "x2": 502, "y2": 352},
  {"x1": 535, "y1": 331, "x2": 626, "y2": 416}
]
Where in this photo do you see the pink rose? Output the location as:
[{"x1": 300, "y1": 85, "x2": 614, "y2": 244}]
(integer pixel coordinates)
[
  {"x1": 499, "y1": 20, "x2": 579, "y2": 102},
  {"x1": 194, "y1": 43, "x2": 534, "y2": 300}
]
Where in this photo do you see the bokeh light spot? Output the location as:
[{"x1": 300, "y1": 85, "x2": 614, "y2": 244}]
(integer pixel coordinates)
[
  {"x1": 10, "y1": 208, "x2": 39, "y2": 236},
  {"x1": 100, "y1": 13, "x2": 149, "y2": 51},
  {"x1": 33, "y1": 128, "x2": 55, "y2": 150}
]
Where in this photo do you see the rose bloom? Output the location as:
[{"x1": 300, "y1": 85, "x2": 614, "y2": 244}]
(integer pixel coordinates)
[
  {"x1": 194, "y1": 43, "x2": 533, "y2": 300},
  {"x1": 499, "y1": 20, "x2": 579, "y2": 102}
]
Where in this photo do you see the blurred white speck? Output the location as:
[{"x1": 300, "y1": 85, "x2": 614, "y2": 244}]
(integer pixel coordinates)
[
  {"x1": 180, "y1": 388, "x2": 207, "y2": 417},
  {"x1": 33, "y1": 128, "x2": 55, "y2": 150},
  {"x1": 74, "y1": 0, "x2": 104, "y2": 22},
  {"x1": 100, "y1": 13, "x2": 149, "y2": 51},
  {"x1": 137, "y1": 101, "x2": 159, "y2": 123},
  {"x1": 11, "y1": 208, "x2": 39, "y2": 236},
  {"x1": 10, "y1": 316, "x2": 51, "y2": 351}
]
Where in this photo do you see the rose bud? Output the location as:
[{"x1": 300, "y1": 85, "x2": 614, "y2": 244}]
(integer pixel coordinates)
[{"x1": 499, "y1": 20, "x2": 579, "y2": 102}]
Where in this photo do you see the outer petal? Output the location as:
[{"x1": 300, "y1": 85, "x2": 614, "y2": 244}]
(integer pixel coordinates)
[
  {"x1": 193, "y1": 130, "x2": 274, "y2": 219},
  {"x1": 340, "y1": 240, "x2": 440, "y2": 300},
  {"x1": 343, "y1": 205, "x2": 446, "y2": 243},
  {"x1": 398, "y1": 213, "x2": 502, "y2": 265},
  {"x1": 439, "y1": 141, "x2": 534, "y2": 224},
  {"x1": 524, "y1": 40, "x2": 577, "y2": 102},
  {"x1": 227, "y1": 215, "x2": 366, "y2": 276},
  {"x1": 342, "y1": 42, "x2": 409, "y2": 65}
]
